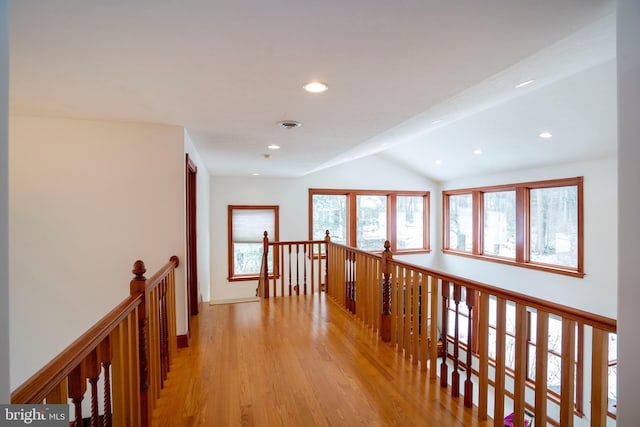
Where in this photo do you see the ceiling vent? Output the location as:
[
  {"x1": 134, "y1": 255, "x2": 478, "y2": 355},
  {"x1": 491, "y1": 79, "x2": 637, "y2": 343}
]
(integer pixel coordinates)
[{"x1": 277, "y1": 120, "x2": 302, "y2": 129}]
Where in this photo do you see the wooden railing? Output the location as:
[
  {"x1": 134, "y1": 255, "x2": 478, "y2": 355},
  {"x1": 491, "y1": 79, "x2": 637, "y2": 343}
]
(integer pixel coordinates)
[
  {"x1": 11, "y1": 256, "x2": 180, "y2": 427},
  {"x1": 257, "y1": 231, "x2": 328, "y2": 298},
  {"x1": 265, "y1": 234, "x2": 617, "y2": 427}
]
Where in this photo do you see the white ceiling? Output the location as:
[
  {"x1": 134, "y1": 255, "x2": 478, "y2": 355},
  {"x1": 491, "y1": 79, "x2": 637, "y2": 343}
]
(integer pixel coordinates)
[{"x1": 8, "y1": 0, "x2": 617, "y2": 182}]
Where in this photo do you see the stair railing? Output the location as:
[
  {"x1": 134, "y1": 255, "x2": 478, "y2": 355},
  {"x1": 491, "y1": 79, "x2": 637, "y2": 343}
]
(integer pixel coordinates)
[{"x1": 11, "y1": 256, "x2": 179, "y2": 427}]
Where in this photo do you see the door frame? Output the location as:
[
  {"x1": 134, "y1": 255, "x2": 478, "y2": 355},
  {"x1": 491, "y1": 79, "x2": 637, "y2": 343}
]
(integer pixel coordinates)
[{"x1": 186, "y1": 154, "x2": 199, "y2": 320}]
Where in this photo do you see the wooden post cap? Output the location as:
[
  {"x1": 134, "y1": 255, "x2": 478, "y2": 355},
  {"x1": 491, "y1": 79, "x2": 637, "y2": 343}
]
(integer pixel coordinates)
[{"x1": 132, "y1": 260, "x2": 147, "y2": 279}]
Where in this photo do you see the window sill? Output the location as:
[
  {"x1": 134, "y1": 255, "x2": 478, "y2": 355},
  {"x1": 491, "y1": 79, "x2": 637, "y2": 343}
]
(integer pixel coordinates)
[
  {"x1": 395, "y1": 248, "x2": 432, "y2": 255},
  {"x1": 442, "y1": 250, "x2": 585, "y2": 278},
  {"x1": 229, "y1": 274, "x2": 279, "y2": 282}
]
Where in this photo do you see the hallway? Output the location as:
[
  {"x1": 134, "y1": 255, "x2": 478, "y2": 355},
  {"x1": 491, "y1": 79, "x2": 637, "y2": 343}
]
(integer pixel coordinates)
[{"x1": 151, "y1": 294, "x2": 489, "y2": 426}]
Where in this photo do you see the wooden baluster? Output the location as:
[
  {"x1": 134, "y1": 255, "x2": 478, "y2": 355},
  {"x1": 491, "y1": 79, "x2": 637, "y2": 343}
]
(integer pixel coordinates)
[
  {"x1": 411, "y1": 271, "x2": 419, "y2": 364},
  {"x1": 288, "y1": 244, "x2": 292, "y2": 296},
  {"x1": 591, "y1": 328, "x2": 609, "y2": 427},
  {"x1": 350, "y1": 251, "x2": 355, "y2": 313},
  {"x1": 353, "y1": 252, "x2": 357, "y2": 314},
  {"x1": 99, "y1": 337, "x2": 113, "y2": 427},
  {"x1": 162, "y1": 277, "x2": 169, "y2": 383},
  {"x1": 451, "y1": 283, "x2": 461, "y2": 397},
  {"x1": 295, "y1": 243, "x2": 300, "y2": 295},
  {"x1": 411, "y1": 271, "x2": 422, "y2": 365},
  {"x1": 368, "y1": 256, "x2": 374, "y2": 326},
  {"x1": 391, "y1": 264, "x2": 399, "y2": 350},
  {"x1": 131, "y1": 260, "x2": 151, "y2": 427},
  {"x1": 429, "y1": 276, "x2": 439, "y2": 380},
  {"x1": 464, "y1": 288, "x2": 475, "y2": 408},
  {"x1": 279, "y1": 245, "x2": 284, "y2": 297},
  {"x1": 84, "y1": 349, "x2": 101, "y2": 427},
  {"x1": 535, "y1": 309, "x2": 549, "y2": 426},
  {"x1": 324, "y1": 230, "x2": 330, "y2": 294},
  {"x1": 347, "y1": 250, "x2": 355, "y2": 313},
  {"x1": 403, "y1": 268, "x2": 410, "y2": 358},
  {"x1": 263, "y1": 231, "x2": 269, "y2": 298},
  {"x1": 67, "y1": 364, "x2": 86, "y2": 427},
  {"x1": 355, "y1": 253, "x2": 362, "y2": 319},
  {"x1": 513, "y1": 303, "x2": 528, "y2": 427},
  {"x1": 304, "y1": 243, "x2": 308, "y2": 295},
  {"x1": 420, "y1": 274, "x2": 428, "y2": 371},
  {"x1": 360, "y1": 255, "x2": 367, "y2": 323},
  {"x1": 374, "y1": 256, "x2": 381, "y2": 331},
  {"x1": 440, "y1": 281, "x2": 450, "y2": 388},
  {"x1": 477, "y1": 292, "x2": 489, "y2": 420},
  {"x1": 380, "y1": 241, "x2": 392, "y2": 341},
  {"x1": 311, "y1": 243, "x2": 316, "y2": 295},
  {"x1": 336, "y1": 246, "x2": 343, "y2": 305},
  {"x1": 344, "y1": 250, "x2": 349, "y2": 309},
  {"x1": 494, "y1": 297, "x2": 507, "y2": 426},
  {"x1": 560, "y1": 318, "x2": 576, "y2": 427},
  {"x1": 168, "y1": 260, "x2": 179, "y2": 361}
]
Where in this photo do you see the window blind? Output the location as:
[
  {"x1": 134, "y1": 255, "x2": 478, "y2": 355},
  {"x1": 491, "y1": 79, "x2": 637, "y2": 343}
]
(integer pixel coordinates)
[{"x1": 232, "y1": 209, "x2": 275, "y2": 243}]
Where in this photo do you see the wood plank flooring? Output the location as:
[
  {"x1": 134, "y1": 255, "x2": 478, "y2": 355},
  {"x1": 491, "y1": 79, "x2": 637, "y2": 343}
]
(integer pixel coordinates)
[{"x1": 151, "y1": 294, "x2": 491, "y2": 426}]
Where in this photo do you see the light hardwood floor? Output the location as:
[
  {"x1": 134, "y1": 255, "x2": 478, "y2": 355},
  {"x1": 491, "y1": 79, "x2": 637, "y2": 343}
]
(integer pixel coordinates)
[{"x1": 151, "y1": 294, "x2": 491, "y2": 426}]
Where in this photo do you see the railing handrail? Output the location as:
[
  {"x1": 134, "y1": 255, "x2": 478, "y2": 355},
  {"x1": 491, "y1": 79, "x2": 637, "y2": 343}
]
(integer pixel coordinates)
[
  {"x1": 268, "y1": 239, "x2": 327, "y2": 247},
  {"x1": 146, "y1": 255, "x2": 180, "y2": 291},
  {"x1": 11, "y1": 256, "x2": 180, "y2": 404}
]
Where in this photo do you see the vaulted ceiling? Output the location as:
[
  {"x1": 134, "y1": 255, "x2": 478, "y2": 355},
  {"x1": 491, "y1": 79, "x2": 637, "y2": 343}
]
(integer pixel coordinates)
[{"x1": 9, "y1": 0, "x2": 616, "y2": 181}]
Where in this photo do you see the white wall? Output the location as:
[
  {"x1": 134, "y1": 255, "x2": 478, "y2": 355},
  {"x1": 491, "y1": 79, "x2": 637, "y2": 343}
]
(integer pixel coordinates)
[
  {"x1": 439, "y1": 157, "x2": 617, "y2": 318},
  {"x1": 9, "y1": 116, "x2": 187, "y2": 389},
  {"x1": 184, "y1": 130, "x2": 211, "y2": 302},
  {"x1": 209, "y1": 154, "x2": 439, "y2": 301},
  {"x1": 0, "y1": 0, "x2": 9, "y2": 404},
  {"x1": 617, "y1": 0, "x2": 640, "y2": 423}
]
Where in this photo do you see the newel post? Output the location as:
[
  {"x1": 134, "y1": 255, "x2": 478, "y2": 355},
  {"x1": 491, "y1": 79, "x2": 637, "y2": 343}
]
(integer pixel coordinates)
[
  {"x1": 131, "y1": 260, "x2": 151, "y2": 427},
  {"x1": 380, "y1": 240, "x2": 393, "y2": 342},
  {"x1": 324, "y1": 230, "x2": 330, "y2": 293}
]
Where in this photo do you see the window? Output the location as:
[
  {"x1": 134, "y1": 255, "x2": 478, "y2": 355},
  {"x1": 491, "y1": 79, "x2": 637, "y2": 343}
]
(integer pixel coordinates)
[
  {"x1": 397, "y1": 196, "x2": 425, "y2": 250},
  {"x1": 356, "y1": 195, "x2": 387, "y2": 250},
  {"x1": 447, "y1": 193, "x2": 473, "y2": 252},
  {"x1": 311, "y1": 194, "x2": 347, "y2": 245},
  {"x1": 530, "y1": 186, "x2": 578, "y2": 268},
  {"x1": 483, "y1": 191, "x2": 516, "y2": 258},
  {"x1": 443, "y1": 177, "x2": 583, "y2": 277},
  {"x1": 309, "y1": 189, "x2": 429, "y2": 253},
  {"x1": 228, "y1": 205, "x2": 279, "y2": 281}
]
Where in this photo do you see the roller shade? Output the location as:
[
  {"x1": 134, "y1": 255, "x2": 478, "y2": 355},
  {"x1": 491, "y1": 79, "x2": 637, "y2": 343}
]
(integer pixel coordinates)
[{"x1": 232, "y1": 209, "x2": 275, "y2": 243}]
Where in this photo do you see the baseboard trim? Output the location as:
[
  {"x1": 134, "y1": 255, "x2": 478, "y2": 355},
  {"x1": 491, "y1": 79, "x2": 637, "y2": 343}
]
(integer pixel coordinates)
[
  {"x1": 210, "y1": 297, "x2": 260, "y2": 305},
  {"x1": 177, "y1": 333, "x2": 190, "y2": 348}
]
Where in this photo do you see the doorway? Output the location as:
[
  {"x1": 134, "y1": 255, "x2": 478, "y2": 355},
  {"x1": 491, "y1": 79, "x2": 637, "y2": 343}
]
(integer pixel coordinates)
[{"x1": 186, "y1": 154, "x2": 199, "y2": 321}]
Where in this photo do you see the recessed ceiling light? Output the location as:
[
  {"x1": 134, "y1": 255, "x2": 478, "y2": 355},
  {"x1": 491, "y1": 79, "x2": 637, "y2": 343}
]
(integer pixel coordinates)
[
  {"x1": 252, "y1": 173, "x2": 260, "y2": 176},
  {"x1": 539, "y1": 131, "x2": 553, "y2": 139},
  {"x1": 431, "y1": 120, "x2": 442, "y2": 125},
  {"x1": 515, "y1": 79, "x2": 535, "y2": 88},
  {"x1": 277, "y1": 120, "x2": 302, "y2": 129},
  {"x1": 268, "y1": 144, "x2": 281, "y2": 150},
  {"x1": 435, "y1": 160, "x2": 442, "y2": 165},
  {"x1": 473, "y1": 149, "x2": 483, "y2": 155},
  {"x1": 303, "y1": 81, "x2": 328, "y2": 93}
]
